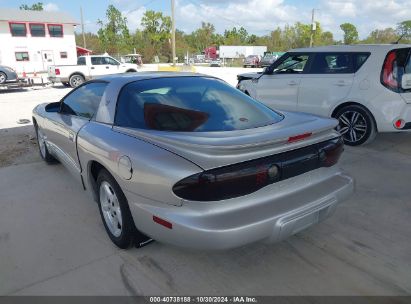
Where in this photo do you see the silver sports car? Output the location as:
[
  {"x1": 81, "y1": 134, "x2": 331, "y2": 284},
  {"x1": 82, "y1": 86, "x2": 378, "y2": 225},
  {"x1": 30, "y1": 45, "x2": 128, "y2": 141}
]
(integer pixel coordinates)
[{"x1": 32, "y1": 72, "x2": 354, "y2": 250}]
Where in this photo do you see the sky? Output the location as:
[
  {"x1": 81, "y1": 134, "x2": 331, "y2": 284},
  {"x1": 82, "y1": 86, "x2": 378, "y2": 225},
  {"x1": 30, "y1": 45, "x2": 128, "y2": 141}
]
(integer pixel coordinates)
[{"x1": 1, "y1": 0, "x2": 411, "y2": 40}]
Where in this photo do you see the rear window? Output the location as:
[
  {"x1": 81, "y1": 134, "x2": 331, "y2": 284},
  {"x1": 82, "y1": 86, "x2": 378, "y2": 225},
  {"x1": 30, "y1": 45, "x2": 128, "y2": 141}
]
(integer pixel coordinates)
[{"x1": 115, "y1": 77, "x2": 283, "y2": 132}]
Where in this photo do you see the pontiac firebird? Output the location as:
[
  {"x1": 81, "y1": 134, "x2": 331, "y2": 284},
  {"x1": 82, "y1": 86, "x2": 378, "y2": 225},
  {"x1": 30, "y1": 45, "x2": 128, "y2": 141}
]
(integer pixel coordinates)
[{"x1": 32, "y1": 72, "x2": 354, "y2": 249}]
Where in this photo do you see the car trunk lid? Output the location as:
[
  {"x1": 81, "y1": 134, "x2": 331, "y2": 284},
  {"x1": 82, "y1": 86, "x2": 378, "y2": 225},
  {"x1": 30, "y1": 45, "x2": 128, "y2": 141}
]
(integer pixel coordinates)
[{"x1": 113, "y1": 111, "x2": 340, "y2": 170}]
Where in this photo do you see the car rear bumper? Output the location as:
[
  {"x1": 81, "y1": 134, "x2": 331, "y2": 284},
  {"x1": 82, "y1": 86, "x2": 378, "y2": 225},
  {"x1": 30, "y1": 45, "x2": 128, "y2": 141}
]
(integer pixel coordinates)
[
  {"x1": 48, "y1": 76, "x2": 69, "y2": 83},
  {"x1": 127, "y1": 168, "x2": 354, "y2": 250}
]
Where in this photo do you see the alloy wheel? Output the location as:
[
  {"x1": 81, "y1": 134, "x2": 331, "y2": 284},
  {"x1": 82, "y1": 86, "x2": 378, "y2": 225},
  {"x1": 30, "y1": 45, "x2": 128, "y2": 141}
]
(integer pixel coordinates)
[
  {"x1": 37, "y1": 127, "x2": 47, "y2": 158},
  {"x1": 99, "y1": 181, "x2": 123, "y2": 237},
  {"x1": 337, "y1": 110, "x2": 367, "y2": 144},
  {"x1": 0, "y1": 73, "x2": 6, "y2": 84}
]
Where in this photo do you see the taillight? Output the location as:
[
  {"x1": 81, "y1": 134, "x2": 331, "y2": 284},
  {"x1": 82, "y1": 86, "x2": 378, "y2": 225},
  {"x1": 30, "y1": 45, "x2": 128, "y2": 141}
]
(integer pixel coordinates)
[
  {"x1": 55, "y1": 68, "x2": 60, "y2": 75},
  {"x1": 173, "y1": 161, "x2": 281, "y2": 201},
  {"x1": 173, "y1": 137, "x2": 344, "y2": 201},
  {"x1": 381, "y1": 50, "x2": 398, "y2": 91},
  {"x1": 318, "y1": 137, "x2": 344, "y2": 167}
]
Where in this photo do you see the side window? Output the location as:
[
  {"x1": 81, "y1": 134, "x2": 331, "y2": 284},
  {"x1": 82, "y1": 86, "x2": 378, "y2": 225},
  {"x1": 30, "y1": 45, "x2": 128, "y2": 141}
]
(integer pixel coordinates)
[
  {"x1": 60, "y1": 82, "x2": 108, "y2": 118},
  {"x1": 273, "y1": 53, "x2": 310, "y2": 74},
  {"x1": 77, "y1": 57, "x2": 86, "y2": 65},
  {"x1": 310, "y1": 53, "x2": 354, "y2": 74},
  {"x1": 354, "y1": 53, "x2": 370, "y2": 72},
  {"x1": 91, "y1": 57, "x2": 104, "y2": 65},
  {"x1": 104, "y1": 57, "x2": 119, "y2": 65}
]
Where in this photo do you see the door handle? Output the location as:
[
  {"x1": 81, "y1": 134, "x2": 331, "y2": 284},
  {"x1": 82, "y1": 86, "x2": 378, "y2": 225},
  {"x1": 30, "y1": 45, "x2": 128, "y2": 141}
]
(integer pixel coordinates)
[
  {"x1": 288, "y1": 81, "x2": 298, "y2": 86},
  {"x1": 334, "y1": 80, "x2": 347, "y2": 86},
  {"x1": 106, "y1": 66, "x2": 110, "y2": 69},
  {"x1": 91, "y1": 67, "x2": 95, "y2": 69},
  {"x1": 68, "y1": 132, "x2": 75, "y2": 142}
]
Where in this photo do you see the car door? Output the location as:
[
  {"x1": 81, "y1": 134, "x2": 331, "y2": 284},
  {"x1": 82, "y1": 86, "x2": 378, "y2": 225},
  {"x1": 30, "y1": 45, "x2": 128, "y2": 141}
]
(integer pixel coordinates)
[
  {"x1": 297, "y1": 52, "x2": 359, "y2": 117},
  {"x1": 103, "y1": 57, "x2": 121, "y2": 73},
  {"x1": 255, "y1": 52, "x2": 312, "y2": 112},
  {"x1": 90, "y1": 57, "x2": 111, "y2": 76},
  {"x1": 43, "y1": 82, "x2": 108, "y2": 182}
]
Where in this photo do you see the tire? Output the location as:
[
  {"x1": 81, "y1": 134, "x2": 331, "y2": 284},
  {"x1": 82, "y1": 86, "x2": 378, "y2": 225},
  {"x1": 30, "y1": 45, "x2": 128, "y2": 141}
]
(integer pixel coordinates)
[
  {"x1": 62, "y1": 82, "x2": 71, "y2": 87},
  {"x1": 35, "y1": 124, "x2": 56, "y2": 163},
  {"x1": 97, "y1": 169, "x2": 151, "y2": 249},
  {"x1": 335, "y1": 104, "x2": 377, "y2": 146},
  {"x1": 69, "y1": 74, "x2": 85, "y2": 88},
  {"x1": 0, "y1": 72, "x2": 7, "y2": 84}
]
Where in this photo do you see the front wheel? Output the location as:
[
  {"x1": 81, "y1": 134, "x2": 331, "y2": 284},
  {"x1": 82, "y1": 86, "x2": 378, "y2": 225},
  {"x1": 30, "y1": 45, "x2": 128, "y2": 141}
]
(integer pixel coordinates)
[
  {"x1": 335, "y1": 105, "x2": 377, "y2": 146},
  {"x1": 97, "y1": 169, "x2": 151, "y2": 249},
  {"x1": 35, "y1": 125, "x2": 56, "y2": 163},
  {"x1": 0, "y1": 72, "x2": 7, "y2": 84}
]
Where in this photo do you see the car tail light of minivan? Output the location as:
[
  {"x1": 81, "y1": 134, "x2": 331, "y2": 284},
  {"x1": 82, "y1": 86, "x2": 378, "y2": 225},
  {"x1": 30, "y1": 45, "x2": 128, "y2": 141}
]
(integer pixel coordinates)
[
  {"x1": 173, "y1": 137, "x2": 344, "y2": 201},
  {"x1": 381, "y1": 50, "x2": 398, "y2": 91},
  {"x1": 55, "y1": 68, "x2": 60, "y2": 76}
]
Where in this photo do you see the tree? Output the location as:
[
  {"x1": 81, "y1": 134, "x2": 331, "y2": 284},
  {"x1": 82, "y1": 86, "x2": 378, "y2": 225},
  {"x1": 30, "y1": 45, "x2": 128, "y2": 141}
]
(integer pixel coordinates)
[
  {"x1": 396, "y1": 20, "x2": 411, "y2": 42},
  {"x1": 363, "y1": 28, "x2": 398, "y2": 44},
  {"x1": 97, "y1": 5, "x2": 131, "y2": 55},
  {"x1": 19, "y1": 2, "x2": 43, "y2": 10},
  {"x1": 340, "y1": 23, "x2": 359, "y2": 44},
  {"x1": 141, "y1": 10, "x2": 172, "y2": 61}
]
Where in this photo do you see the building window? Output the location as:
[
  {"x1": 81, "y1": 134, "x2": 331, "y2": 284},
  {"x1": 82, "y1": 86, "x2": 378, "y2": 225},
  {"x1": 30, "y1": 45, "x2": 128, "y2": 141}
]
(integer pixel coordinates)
[
  {"x1": 10, "y1": 23, "x2": 27, "y2": 37},
  {"x1": 29, "y1": 23, "x2": 45, "y2": 37},
  {"x1": 15, "y1": 52, "x2": 29, "y2": 61},
  {"x1": 48, "y1": 24, "x2": 63, "y2": 37},
  {"x1": 60, "y1": 52, "x2": 68, "y2": 59}
]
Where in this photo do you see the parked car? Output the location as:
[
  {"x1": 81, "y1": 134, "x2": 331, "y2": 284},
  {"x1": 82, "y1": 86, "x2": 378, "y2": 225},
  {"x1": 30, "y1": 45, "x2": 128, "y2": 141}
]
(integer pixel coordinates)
[
  {"x1": 243, "y1": 55, "x2": 260, "y2": 68},
  {"x1": 237, "y1": 45, "x2": 411, "y2": 145},
  {"x1": 260, "y1": 54, "x2": 280, "y2": 67},
  {"x1": 32, "y1": 73, "x2": 353, "y2": 250},
  {"x1": 210, "y1": 59, "x2": 221, "y2": 67},
  {"x1": 0, "y1": 65, "x2": 18, "y2": 84},
  {"x1": 48, "y1": 55, "x2": 138, "y2": 88}
]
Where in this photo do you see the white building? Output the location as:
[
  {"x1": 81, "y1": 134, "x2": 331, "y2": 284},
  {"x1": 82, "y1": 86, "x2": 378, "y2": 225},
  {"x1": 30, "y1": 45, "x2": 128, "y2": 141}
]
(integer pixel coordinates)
[{"x1": 0, "y1": 8, "x2": 78, "y2": 74}]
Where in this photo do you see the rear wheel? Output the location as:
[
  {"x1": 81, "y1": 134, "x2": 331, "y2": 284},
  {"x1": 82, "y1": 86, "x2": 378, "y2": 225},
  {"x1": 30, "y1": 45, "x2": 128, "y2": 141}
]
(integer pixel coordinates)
[
  {"x1": 0, "y1": 72, "x2": 7, "y2": 84},
  {"x1": 335, "y1": 105, "x2": 377, "y2": 146},
  {"x1": 69, "y1": 74, "x2": 85, "y2": 88},
  {"x1": 97, "y1": 169, "x2": 151, "y2": 249}
]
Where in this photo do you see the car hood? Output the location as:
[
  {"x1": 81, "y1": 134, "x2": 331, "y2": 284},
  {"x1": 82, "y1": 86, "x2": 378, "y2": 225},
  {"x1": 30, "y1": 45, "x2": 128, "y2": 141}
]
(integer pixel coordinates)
[
  {"x1": 113, "y1": 111, "x2": 340, "y2": 170},
  {"x1": 237, "y1": 72, "x2": 261, "y2": 81}
]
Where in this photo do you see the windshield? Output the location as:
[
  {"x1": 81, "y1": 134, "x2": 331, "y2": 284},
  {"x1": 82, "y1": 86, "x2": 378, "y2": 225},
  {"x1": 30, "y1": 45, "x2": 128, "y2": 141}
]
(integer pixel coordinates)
[
  {"x1": 274, "y1": 54, "x2": 309, "y2": 73},
  {"x1": 115, "y1": 77, "x2": 283, "y2": 132}
]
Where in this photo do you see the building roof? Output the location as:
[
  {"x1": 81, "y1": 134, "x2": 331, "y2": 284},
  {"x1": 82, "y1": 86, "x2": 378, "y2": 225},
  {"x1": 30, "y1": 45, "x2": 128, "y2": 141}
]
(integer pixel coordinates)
[{"x1": 0, "y1": 8, "x2": 78, "y2": 24}]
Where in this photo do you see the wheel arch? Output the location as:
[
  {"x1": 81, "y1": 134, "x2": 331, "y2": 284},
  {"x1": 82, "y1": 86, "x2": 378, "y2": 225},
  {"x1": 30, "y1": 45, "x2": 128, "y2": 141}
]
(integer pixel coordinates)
[
  {"x1": 125, "y1": 69, "x2": 136, "y2": 73},
  {"x1": 87, "y1": 160, "x2": 107, "y2": 202},
  {"x1": 331, "y1": 101, "x2": 378, "y2": 131}
]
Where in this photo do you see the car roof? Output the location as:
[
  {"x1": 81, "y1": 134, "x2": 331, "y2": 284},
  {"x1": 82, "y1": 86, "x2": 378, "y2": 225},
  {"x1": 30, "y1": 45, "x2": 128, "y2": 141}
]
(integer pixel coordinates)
[
  {"x1": 290, "y1": 44, "x2": 411, "y2": 53},
  {"x1": 97, "y1": 71, "x2": 211, "y2": 85}
]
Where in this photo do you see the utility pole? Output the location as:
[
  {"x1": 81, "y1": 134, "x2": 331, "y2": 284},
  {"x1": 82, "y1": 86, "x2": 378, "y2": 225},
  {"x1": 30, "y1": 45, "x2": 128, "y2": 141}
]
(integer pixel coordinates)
[
  {"x1": 309, "y1": 8, "x2": 315, "y2": 48},
  {"x1": 80, "y1": 6, "x2": 86, "y2": 49},
  {"x1": 171, "y1": 0, "x2": 176, "y2": 66}
]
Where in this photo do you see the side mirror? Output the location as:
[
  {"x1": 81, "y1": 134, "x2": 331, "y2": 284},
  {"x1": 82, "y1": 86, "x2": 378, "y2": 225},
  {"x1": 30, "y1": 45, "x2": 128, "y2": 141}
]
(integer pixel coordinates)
[
  {"x1": 264, "y1": 66, "x2": 273, "y2": 75},
  {"x1": 401, "y1": 74, "x2": 411, "y2": 90}
]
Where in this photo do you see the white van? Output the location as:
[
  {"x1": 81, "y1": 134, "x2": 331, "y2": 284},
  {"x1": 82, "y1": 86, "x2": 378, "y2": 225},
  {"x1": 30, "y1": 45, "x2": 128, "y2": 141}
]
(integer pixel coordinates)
[{"x1": 237, "y1": 45, "x2": 411, "y2": 145}]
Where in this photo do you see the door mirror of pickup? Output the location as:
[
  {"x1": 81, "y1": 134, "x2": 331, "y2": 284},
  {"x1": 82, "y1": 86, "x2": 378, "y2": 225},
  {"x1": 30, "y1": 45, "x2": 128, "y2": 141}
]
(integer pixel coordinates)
[{"x1": 401, "y1": 74, "x2": 411, "y2": 90}]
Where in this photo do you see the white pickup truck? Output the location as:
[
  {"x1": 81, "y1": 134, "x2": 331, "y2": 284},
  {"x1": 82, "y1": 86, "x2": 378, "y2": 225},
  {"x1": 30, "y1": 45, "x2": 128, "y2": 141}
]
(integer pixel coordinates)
[{"x1": 48, "y1": 55, "x2": 138, "y2": 87}]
